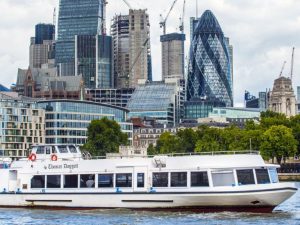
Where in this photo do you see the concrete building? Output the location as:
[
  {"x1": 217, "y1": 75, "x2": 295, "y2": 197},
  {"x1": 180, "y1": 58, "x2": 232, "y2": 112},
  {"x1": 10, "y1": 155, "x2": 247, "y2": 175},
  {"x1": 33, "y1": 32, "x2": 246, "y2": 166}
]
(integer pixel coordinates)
[
  {"x1": 127, "y1": 78, "x2": 185, "y2": 126},
  {"x1": 111, "y1": 10, "x2": 152, "y2": 88},
  {"x1": 268, "y1": 77, "x2": 296, "y2": 117},
  {"x1": 0, "y1": 92, "x2": 45, "y2": 159},
  {"x1": 30, "y1": 40, "x2": 55, "y2": 69},
  {"x1": 161, "y1": 33, "x2": 185, "y2": 80},
  {"x1": 85, "y1": 88, "x2": 134, "y2": 108},
  {"x1": 36, "y1": 100, "x2": 133, "y2": 145}
]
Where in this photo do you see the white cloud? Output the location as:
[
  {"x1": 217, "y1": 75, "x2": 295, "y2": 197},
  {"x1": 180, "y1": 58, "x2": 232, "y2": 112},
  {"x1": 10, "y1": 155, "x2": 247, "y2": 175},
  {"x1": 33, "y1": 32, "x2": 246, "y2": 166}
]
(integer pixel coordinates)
[{"x1": 1, "y1": 0, "x2": 300, "y2": 106}]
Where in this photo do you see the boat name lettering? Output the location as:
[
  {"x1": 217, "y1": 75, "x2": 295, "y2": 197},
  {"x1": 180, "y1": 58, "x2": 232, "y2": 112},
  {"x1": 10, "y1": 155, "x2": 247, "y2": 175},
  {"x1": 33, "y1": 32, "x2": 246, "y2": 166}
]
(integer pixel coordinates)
[{"x1": 47, "y1": 164, "x2": 79, "y2": 170}]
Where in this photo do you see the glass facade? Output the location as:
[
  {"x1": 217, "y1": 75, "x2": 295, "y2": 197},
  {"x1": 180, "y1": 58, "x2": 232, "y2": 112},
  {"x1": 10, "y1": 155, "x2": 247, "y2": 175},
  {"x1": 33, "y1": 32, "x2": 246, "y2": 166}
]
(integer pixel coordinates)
[
  {"x1": 56, "y1": 0, "x2": 105, "y2": 75},
  {"x1": 37, "y1": 100, "x2": 132, "y2": 145},
  {"x1": 35, "y1": 23, "x2": 55, "y2": 44},
  {"x1": 187, "y1": 10, "x2": 233, "y2": 107},
  {"x1": 76, "y1": 35, "x2": 112, "y2": 89},
  {"x1": 184, "y1": 100, "x2": 217, "y2": 119},
  {"x1": 127, "y1": 80, "x2": 184, "y2": 125}
]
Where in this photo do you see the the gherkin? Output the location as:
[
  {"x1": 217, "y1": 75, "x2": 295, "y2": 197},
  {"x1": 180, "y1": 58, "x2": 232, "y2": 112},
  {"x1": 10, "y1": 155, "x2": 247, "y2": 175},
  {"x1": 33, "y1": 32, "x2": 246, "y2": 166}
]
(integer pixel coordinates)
[{"x1": 187, "y1": 10, "x2": 233, "y2": 107}]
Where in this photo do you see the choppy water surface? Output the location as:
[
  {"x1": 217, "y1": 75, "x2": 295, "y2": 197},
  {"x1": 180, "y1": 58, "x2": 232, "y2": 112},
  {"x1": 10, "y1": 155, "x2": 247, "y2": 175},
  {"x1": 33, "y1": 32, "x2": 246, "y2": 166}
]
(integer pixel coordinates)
[{"x1": 0, "y1": 183, "x2": 299, "y2": 225}]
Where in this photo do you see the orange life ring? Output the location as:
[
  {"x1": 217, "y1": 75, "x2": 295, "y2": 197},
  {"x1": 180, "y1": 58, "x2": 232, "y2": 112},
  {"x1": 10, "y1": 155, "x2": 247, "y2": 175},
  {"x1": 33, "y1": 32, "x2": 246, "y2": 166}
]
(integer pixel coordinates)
[
  {"x1": 29, "y1": 153, "x2": 36, "y2": 161},
  {"x1": 51, "y1": 154, "x2": 58, "y2": 161}
]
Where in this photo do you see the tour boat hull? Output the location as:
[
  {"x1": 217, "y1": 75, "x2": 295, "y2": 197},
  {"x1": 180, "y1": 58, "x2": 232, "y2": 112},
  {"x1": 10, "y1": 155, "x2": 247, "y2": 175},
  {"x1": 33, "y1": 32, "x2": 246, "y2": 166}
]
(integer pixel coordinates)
[{"x1": 0, "y1": 186, "x2": 296, "y2": 213}]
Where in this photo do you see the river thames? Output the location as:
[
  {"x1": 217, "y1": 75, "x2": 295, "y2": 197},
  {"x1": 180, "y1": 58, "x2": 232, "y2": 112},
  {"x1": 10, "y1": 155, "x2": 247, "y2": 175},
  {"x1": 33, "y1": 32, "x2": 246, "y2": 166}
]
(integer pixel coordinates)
[{"x1": 0, "y1": 183, "x2": 299, "y2": 225}]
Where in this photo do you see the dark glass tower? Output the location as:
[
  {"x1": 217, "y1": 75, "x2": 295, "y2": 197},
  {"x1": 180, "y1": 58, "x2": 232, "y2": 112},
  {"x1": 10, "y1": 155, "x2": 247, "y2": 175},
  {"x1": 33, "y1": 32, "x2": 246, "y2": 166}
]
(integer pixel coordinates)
[
  {"x1": 56, "y1": 0, "x2": 105, "y2": 76},
  {"x1": 187, "y1": 10, "x2": 233, "y2": 107},
  {"x1": 35, "y1": 24, "x2": 55, "y2": 44}
]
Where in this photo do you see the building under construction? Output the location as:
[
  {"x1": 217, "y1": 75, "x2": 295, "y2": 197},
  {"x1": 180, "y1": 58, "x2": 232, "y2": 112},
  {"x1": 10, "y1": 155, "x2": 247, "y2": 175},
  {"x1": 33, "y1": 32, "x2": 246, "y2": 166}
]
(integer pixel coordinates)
[{"x1": 111, "y1": 9, "x2": 152, "y2": 89}]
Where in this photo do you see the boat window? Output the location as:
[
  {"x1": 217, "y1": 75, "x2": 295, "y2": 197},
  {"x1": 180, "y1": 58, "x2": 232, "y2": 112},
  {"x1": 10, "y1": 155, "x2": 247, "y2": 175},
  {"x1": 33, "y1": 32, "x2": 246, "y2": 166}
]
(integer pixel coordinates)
[
  {"x1": 255, "y1": 169, "x2": 270, "y2": 184},
  {"x1": 36, "y1": 146, "x2": 45, "y2": 154},
  {"x1": 212, "y1": 170, "x2": 235, "y2": 187},
  {"x1": 47, "y1": 175, "x2": 61, "y2": 188},
  {"x1": 171, "y1": 172, "x2": 187, "y2": 187},
  {"x1": 116, "y1": 173, "x2": 132, "y2": 188},
  {"x1": 80, "y1": 174, "x2": 95, "y2": 188},
  {"x1": 45, "y1": 146, "x2": 51, "y2": 155},
  {"x1": 236, "y1": 169, "x2": 255, "y2": 185},
  {"x1": 152, "y1": 172, "x2": 168, "y2": 187},
  {"x1": 52, "y1": 146, "x2": 57, "y2": 154},
  {"x1": 98, "y1": 174, "x2": 114, "y2": 188},
  {"x1": 137, "y1": 173, "x2": 144, "y2": 188},
  {"x1": 191, "y1": 171, "x2": 209, "y2": 187},
  {"x1": 269, "y1": 168, "x2": 279, "y2": 183},
  {"x1": 58, "y1": 146, "x2": 69, "y2": 153},
  {"x1": 64, "y1": 175, "x2": 78, "y2": 188},
  {"x1": 68, "y1": 145, "x2": 78, "y2": 153},
  {"x1": 31, "y1": 175, "x2": 45, "y2": 188}
]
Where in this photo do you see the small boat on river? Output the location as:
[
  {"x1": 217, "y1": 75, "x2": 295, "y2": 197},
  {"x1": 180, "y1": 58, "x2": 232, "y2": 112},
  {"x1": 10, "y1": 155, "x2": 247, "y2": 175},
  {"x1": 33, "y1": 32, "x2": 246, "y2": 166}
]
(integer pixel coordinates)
[{"x1": 0, "y1": 144, "x2": 297, "y2": 213}]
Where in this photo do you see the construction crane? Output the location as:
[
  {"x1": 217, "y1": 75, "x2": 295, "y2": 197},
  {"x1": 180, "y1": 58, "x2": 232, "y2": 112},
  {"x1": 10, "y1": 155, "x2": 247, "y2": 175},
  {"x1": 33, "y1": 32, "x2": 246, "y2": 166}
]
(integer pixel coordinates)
[
  {"x1": 122, "y1": 0, "x2": 133, "y2": 9},
  {"x1": 290, "y1": 47, "x2": 295, "y2": 81},
  {"x1": 119, "y1": 38, "x2": 150, "y2": 87},
  {"x1": 179, "y1": 0, "x2": 186, "y2": 33},
  {"x1": 160, "y1": 0, "x2": 178, "y2": 35},
  {"x1": 279, "y1": 61, "x2": 286, "y2": 77}
]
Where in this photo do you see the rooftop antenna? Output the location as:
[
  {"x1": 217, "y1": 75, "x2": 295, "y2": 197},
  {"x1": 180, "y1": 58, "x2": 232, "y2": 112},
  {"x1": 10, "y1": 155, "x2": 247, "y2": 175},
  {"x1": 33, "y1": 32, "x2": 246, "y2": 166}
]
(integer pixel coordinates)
[
  {"x1": 196, "y1": 0, "x2": 198, "y2": 18},
  {"x1": 290, "y1": 47, "x2": 295, "y2": 81},
  {"x1": 279, "y1": 61, "x2": 286, "y2": 77}
]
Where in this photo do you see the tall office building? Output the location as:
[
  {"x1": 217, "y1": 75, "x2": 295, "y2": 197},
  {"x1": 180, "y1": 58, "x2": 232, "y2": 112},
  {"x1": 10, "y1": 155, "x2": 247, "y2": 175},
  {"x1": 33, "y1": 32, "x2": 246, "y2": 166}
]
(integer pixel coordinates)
[
  {"x1": 190, "y1": 17, "x2": 199, "y2": 42},
  {"x1": 30, "y1": 24, "x2": 55, "y2": 69},
  {"x1": 75, "y1": 35, "x2": 113, "y2": 89},
  {"x1": 187, "y1": 10, "x2": 233, "y2": 107},
  {"x1": 111, "y1": 10, "x2": 152, "y2": 88},
  {"x1": 161, "y1": 33, "x2": 185, "y2": 80},
  {"x1": 56, "y1": 0, "x2": 106, "y2": 76},
  {"x1": 35, "y1": 23, "x2": 55, "y2": 44}
]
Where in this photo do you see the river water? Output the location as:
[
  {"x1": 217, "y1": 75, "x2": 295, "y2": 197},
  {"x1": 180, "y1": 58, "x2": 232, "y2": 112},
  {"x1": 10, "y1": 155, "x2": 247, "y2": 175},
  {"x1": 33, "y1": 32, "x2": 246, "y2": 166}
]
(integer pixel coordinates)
[{"x1": 0, "y1": 183, "x2": 299, "y2": 225}]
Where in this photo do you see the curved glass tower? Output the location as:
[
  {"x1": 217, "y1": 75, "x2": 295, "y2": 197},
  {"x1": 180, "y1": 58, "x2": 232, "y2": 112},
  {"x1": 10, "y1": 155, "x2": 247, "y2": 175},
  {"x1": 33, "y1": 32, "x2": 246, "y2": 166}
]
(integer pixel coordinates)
[{"x1": 187, "y1": 10, "x2": 233, "y2": 107}]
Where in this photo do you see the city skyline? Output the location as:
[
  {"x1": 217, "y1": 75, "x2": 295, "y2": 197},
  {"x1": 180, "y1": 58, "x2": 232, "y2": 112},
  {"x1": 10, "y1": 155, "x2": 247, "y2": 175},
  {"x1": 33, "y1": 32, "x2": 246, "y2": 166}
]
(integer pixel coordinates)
[{"x1": 0, "y1": 0, "x2": 300, "y2": 106}]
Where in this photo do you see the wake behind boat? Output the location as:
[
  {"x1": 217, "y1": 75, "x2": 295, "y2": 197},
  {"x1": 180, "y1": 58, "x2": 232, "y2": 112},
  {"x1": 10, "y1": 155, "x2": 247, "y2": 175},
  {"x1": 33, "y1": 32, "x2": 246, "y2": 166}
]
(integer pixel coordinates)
[{"x1": 0, "y1": 144, "x2": 297, "y2": 212}]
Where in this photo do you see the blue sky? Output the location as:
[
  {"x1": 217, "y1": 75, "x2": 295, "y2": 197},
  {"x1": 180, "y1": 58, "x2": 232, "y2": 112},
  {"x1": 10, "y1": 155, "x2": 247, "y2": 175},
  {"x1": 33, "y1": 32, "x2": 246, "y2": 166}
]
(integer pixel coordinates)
[{"x1": 0, "y1": 0, "x2": 300, "y2": 106}]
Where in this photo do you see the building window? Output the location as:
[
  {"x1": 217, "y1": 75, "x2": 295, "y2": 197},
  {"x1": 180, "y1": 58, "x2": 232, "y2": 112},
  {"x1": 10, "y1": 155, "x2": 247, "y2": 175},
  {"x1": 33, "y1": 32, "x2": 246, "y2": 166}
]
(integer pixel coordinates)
[
  {"x1": 80, "y1": 174, "x2": 95, "y2": 188},
  {"x1": 31, "y1": 175, "x2": 45, "y2": 189},
  {"x1": 47, "y1": 175, "x2": 61, "y2": 188},
  {"x1": 152, "y1": 172, "x2": 168, "y2": 187},
  {"x1": 58, "y1": 145, "x2": 69, "y2": 153},
  {"x1": 64, "y1": 175, "x2": 78, "y2": 188},
  {"x1": 116, "y1": 173, "x2": 132, "y2": 188},
  {"x1": 36, "y1": 146, "x2": 45, "y2": 154},
  {"x1": 137, "y1": 173, "x2": 145, "y2": 188},
  {"x1": 171, "y1": 172, "x2": 187, "y2": 187},
  {"x1": 236, "y1": 169, "x2": 255, "y2": 185},
  {"x1": 191, "y1": 171, "x2": 209, "y2": 187},
  {"x1": 98, "y1": 174, "x2": 114, "y2": 188},
  {"x1": 255, "y1": 169, "x2": 270, "y2": 184},
  {"x1": 211, "y1": 170, "x2": 235, "y2": 187}
]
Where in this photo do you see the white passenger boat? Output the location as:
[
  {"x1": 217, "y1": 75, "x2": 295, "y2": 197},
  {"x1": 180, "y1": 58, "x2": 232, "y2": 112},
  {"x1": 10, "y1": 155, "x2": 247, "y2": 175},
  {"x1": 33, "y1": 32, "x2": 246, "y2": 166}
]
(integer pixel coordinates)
[{"x1": 0, "y1": 144, "x2": 297, "y2": 213}]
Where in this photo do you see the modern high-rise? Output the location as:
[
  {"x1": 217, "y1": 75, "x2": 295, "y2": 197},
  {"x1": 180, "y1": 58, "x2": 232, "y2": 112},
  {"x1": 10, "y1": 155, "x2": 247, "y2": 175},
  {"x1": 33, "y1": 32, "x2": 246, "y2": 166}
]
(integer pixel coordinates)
[
  {"x1": 190, "y1": 17, "x2": 199, "y2": 42},
  {"x1": 111, "y1": 10, "x2": 152, "y2": 88},
  {"x1": 35, "y1": 23, "x2": 55, "y2": 44},
  {"x1": 161, "y1": 33, "x2": 185, "y2": 80},
  {"x1": 56, "y1": 0, "x2": 106, "y2": 76},
  {"x1": 75, "y1": 35, "x2": 113, "y2": 89},
  {"x1": 30, "y1": 24, "x2": 55, "y2": 69},
  {"x1": 187, "y1": 10, "x2": 233, "y2": 107}
]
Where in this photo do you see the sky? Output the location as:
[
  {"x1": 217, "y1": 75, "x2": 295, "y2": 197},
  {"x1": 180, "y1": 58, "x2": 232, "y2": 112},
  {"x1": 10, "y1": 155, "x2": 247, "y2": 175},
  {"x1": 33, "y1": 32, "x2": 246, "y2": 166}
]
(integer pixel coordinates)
[{"x1": 0, "y1": 0, "x2": 300, "y2": 106}]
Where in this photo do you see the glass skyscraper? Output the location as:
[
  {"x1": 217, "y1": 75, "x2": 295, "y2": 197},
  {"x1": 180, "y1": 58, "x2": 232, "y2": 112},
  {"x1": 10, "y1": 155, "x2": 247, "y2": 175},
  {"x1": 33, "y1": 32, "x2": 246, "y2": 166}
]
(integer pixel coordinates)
[
  {"x1": 187, "y1": 10, "x2": 233, "y2": 107},
  {"x1": 35, "y1": 23, "x2": 55, "y2": 44},
  {"x1": 56, "y1": 0, "x2": 105, "y2": 76}
]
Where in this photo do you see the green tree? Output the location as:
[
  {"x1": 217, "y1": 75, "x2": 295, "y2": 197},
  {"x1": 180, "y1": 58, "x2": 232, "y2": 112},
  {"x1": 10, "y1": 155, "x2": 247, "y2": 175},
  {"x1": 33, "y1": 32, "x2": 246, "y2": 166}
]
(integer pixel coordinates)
[
  {"x1": 260, "y1": 125, "x2": 297, "y2": 164},
  {"x1": 155, "y1": 132, "x2": 181, "y2": 154},
  {"x1": 147, "y1": 143, "x2": 157, "y2": 156},
  {"x1": 260, "y1": 110, "x2": 290, "y2": 129},
  {"x1": 176, "y1": 128, "x2": 197, "y2": 153},
  {"x1": 83, "y1": 118, "x2": 128, "y2": 156},
  {"x1": 195, "y1": 126, "x2": 222, "y2": 152}
]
